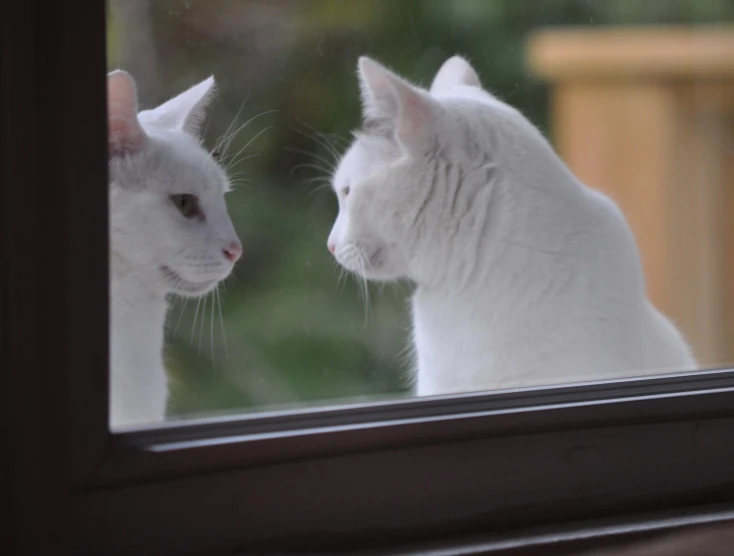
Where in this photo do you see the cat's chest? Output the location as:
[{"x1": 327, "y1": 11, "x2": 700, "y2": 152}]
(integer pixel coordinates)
[
  {"x1": 412, "y1": 294, "x2": 507, "y2": 369},
  {"x1": 410, "y1": 289, "x2": 573, "y2": 392},
  {"x1": 110, "y1": 295, "x2": 167, "y2": 369},
  {"x1": 411, "y1": 287, "x2": 548, "y2": 347}
]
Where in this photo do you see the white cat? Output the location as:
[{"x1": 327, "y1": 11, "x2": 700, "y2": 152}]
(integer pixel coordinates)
[
  {"x1": 327, "y1": 55, "x2": 696, "y2": 396},
  {"x1": 108, "y1": 70, "x2": 241, "y2": 428}
]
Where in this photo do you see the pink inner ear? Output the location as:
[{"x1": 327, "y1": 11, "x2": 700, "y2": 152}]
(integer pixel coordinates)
[
  {"x1": 107, "y1": 72, "x2": 146, "y2": 155},
  {"x1": 395, "y1": 88, "x2": 434, "y2": 150},
  {"x1": 108, "y1": 112, "x2": 146, "y2": 154}
]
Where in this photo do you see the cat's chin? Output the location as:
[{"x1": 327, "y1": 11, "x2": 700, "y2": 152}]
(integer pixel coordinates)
[
  {"x1": 344, "y1": 264, "x2": 403, "y2": 283},
  {"x1": 159, "y1": 266, "x2": 220, "y2": 297},
  {"x1": 336, "y1": 245, "x2": 403, "y2": 282},
  {"x1": 350, "y1": 265, "x2": 403, "y2": 283}
]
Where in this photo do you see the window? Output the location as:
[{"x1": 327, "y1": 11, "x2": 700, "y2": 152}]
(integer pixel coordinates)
[
  {"x1": 107, "y1": 1, "x2": 734, "y2": 429},
  {"x1": 4, "y1": 1, "x2": 734, "y2": 554}
]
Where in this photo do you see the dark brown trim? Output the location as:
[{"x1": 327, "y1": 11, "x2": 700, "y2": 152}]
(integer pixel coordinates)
[
  {"x1": 102, "y1": 370, "x2": 734, "y2": 485},
  {"x1": 2, "y1": 0, "x2": 108, "y2": 554},
  {"x1": 355, "y1": 506, "x2": 734, "y2": 555},
  {"x1": 3, "y1": 3, "x2": 734, "y2": 555},
  {"x1": 70, "y1": 405, "x2": 734, "y2": 553}
]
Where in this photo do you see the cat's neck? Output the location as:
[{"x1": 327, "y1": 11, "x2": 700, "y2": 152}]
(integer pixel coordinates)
[
  {"x1": 110, "y1": 251, "x2": 168, "y2": 317},
  {"x1": 109, "y1": 250, "x2": 168, "y2": 369},
  {"x1": 109, "y1": 251, "x2": 169, "y2": 428}
]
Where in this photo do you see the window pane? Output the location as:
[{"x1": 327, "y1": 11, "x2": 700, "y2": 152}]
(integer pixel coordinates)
[{"x1": 106, "y1": 0, "x2": 734, "y2": 429}]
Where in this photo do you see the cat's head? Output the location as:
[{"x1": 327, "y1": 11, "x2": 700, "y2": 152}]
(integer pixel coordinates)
[
  {"x1": 327, "y1": 55, "x2": 501, "y2": 287},
  {"x1": 108, "y1": 70, "x2": 241, "y2": 297}
]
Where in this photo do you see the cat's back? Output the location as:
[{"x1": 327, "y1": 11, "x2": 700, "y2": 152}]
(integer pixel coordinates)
[{"x1": 639, "y1": 301, "x2": 697, "y2": 372}]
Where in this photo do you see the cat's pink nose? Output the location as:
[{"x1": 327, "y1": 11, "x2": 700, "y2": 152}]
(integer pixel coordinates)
[
  {"x1": 223, "y1": 242, "x2": 242, "y2": 262},
  {"x1": 328, "y1": 243, "x2": 336, "y2": 254}
]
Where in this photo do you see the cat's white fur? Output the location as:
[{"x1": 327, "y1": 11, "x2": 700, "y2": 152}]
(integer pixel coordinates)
[
  {"x1": 108, "y1": 71, "x2": 241, "y2": 427},
  {"x1": 328, "y1": 55, "x2": 696, "y2": 395}
]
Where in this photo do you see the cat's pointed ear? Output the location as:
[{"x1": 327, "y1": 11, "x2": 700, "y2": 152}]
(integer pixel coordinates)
[
  {"x1": 139, "y1": 76, "x2": 216, "y2": 137},
  {"x1": 430, "y1": 56, "x2": 481, "y2": 95},
  {"x1": 358, "y1": 56, "x2": 439, "y2": 155},
  {"x1": 107, "y1": 70, "x2": 147, "y2": 155}
]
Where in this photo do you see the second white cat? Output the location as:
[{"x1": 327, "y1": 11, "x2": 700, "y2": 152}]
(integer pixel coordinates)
[
  {"x1": 108, "y1": 70, "x2": 242, "y2": 427},
  {"x1": 328, "y1": 55, "x2": 696, "y2": 395}
]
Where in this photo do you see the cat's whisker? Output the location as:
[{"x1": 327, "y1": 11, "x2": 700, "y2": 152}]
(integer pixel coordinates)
[
  {"x1": 284, "y1": 147, "x2": 337, "y2": 176},
  {"x1": 230, "y1": 176, "x2": 255, "y2": 184},
  {"x1": 360, "y1": 273, "x2": 372, "y2": 328},
  {"x1": 290, "y1": 121, "x2": 346, "y2": 165},
  {"x1": 218, "y1": 103, "x2": 270, "y2": 161},
  {"x1": 212, "y1": 94, "x2": 249, "y2": 156},
  {"x1": 333, "y1": 261, "x2": 348, "y2": 294},
  {"x1": 226, "y1": 172, "x2": 251, "y2": 184},
  {"x1": 318, "y1": 135, "x2": 345, "y2": 164},
  {"x1": 289, "y1": 163, "x2": 334, "y2": 198},
  {"x1": 226, "y1": 170, "x2": 258, "y2": 189},
  {"x1": 304, "y1": 176, "x2": 333, "y2": 186},
  {"x1": 220, "y1": 110, "x2": 278, "y2": 167},
  {"x1": 190, "y1": 296, "x2": 203, "y2": 346},
  {"x1": 228, "y1": 178, "x2": 256, "y2": 191},
  {"x1": 197, "y1": 293, "x2": 208, "y2": 357},
  {"x1": 227, "y1": 168, "x2": 251, "y2": 178},
  {"x1": 347, "y1": 252, "x2": 372, "y2": 328},
  {"x1": 283, "y1": 127, "x2": 342, "y2": 197},
  {"x1": 312, "y1": 143, "x2": 341, "y2": 169},
  {"x1": 200, "y1": 294, "x2": 209, "y2": 360},
  {"x1": 361, "y1": 279, "x2": 371, "y2": 327},
  {"x1": 305, "y1": 182, "x2": 332, "y2": 201},
  {"x1": 172, "y1": 295, "x2": 190, "y2": 337},
  {"x1": 209, "y1": 290, "x2": 216, "y2": 370},
  {"x1": 290, "y1": 161, "x2": 334, "y2": 177},
  {"x1": 221, "y1": 272, "x2": 236, "y2": 293},
  {"x1": 224, "y1": 163, "x2": 259, "y2": 188},
  {"x1": 226, "y1": 152, "x2": 260, "y2": 167},
  {"x1": 224, "y1": 125, "x2": 274, "y2": 173},
  {"x1": 215, "y1": 287, "x2": 227, "y2": 362}
]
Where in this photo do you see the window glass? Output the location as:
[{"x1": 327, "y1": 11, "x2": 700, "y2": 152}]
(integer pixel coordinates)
[{"x1": 107, "y1": 0, "x2": 734, "y2": 428}]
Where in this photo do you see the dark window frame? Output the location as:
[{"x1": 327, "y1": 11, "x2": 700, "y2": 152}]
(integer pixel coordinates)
[{"x1": 3, "y1": 2, "x2": 734, "y2": 554}]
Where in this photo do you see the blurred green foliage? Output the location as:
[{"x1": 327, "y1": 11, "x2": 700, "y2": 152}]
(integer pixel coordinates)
[{"x1": 107, "y1": 0, "x2": 734, "y2": 419}]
